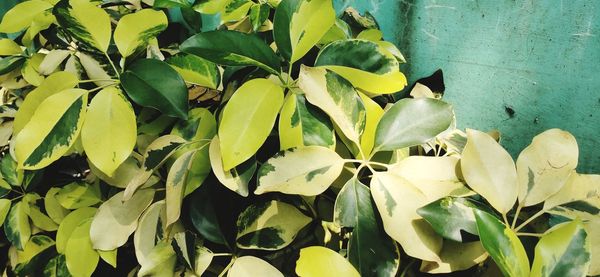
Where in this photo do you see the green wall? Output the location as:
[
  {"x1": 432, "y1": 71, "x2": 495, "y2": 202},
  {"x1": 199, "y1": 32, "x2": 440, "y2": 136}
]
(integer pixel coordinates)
[{"x1": 338, "y1": 0, "x2": 600, "y2": 173}]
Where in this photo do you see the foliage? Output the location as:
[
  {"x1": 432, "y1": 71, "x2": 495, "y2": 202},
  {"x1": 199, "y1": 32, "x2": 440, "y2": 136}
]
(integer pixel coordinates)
[{"x1": 0, "y1": 0, "x2": 598, "y2": 276}]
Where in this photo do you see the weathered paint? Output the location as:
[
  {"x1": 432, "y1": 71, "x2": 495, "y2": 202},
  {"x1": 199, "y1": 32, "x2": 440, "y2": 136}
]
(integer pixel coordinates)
[{"x1": 338, "y1": 0, "x2": 600, "y2": 173}]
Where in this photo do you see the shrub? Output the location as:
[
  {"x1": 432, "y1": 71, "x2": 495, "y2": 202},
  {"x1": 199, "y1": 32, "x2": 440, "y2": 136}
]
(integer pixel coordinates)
[{"x1": 0, "y1": 0, "x2": 598, "y2": 276}]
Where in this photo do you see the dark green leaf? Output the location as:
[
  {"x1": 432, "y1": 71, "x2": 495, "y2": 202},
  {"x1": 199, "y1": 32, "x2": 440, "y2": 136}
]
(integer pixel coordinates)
[
  {"x1": 121, "y1": 59, "x2": 189, "y2": 119},
  {"x1": 272, "y1": 0, "x2": 299, "y2": 61},
  {"x1": 249, "y1": 3, "x2": 270, "y2": 32},
  {"x1": 417, "y1": 197, "x2": 487, "y2": 242},
  {"x1": 180, "y1": 30, "x2": 280, "y2": 74},
  {"x1": 337, "y1": 178, "x2": 400, "y2": 276},
  {"x1": 188, "y1": 182, "x2": 229, "y2": 246}
]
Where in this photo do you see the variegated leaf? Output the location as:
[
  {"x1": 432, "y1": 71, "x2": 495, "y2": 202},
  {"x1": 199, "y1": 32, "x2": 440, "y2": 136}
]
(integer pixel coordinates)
[
  {"x1": 256, "y1": 146, "x2": 344, "y2": 196},
  {"x1": 114, "y1": 9, "x2": 168, "y2": 57},
  {"x1": 297, "y1": 65, "x2": 366, "y2": 143},
  {"x1": 53, "y1": 0, "x2": 111, "y2": 53},
  {"x1": 278, "y1": 92, "x2": 335, "y2": 150},
  {"x1": 15, "y1": 88, "x2": 88, "y2": 170},
  {"x1": 209, "y1": 136, "x2": 255, "y2": 197},
  {"x1": 236, "y1": 200, "x2": 311, "y2": 250}
]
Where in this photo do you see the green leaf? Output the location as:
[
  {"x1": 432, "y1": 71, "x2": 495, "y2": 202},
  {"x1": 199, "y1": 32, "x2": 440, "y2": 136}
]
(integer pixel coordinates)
[
  {"x1": 192, "y1": 0, "x2": 231, "y2": 14},
  {"x1": 55, "y1": 207, "x2": 97, "y2": 254},
  {"x1": 82, "y1": 86, "x2": 136, "y2": 176},
  {"x1": 90, "y1": 189, "x2": 155, "y2": 251},
  {"x1": 219, "y1": 78, "x2": 283, "y2": 170},
  {"x1": 373, "y1": 98, "x2": 454, "y2": 153},
  {"x1": 420, "y1": 240, "x2": 489, "y2": 274},
  {"x1": 26, "y1": 204, "x2": 58, "y2": 231},
  {"x1": 278, "y1": 92, "x2": 335, "y2": 150},
  {"x1": 256, "y1": 146, "x2": 344, "y2": 196},
  {"x1": 53, "y1": 0, "x2": 111, "y2": 53},
  {"x1": 474, "y1": 209, "x2": 529, "y2": 277},
  {"x1": 134, "y1": 200, "x2": 165, "y2": 265},
  {"x1": 15, "y1": 88, "x2": 87, "y2": 170},
  {"x1": 0, "y1": 38, "x2": 22, "y2": 55},
  {"x1": 20, "y1": 10, "x2": 55, "y2": 47},
  {"x1": 531, "y1": 219, "x2": 591, "y2": 277},
  {"x1": 297, "y1": 65, "x2": 366, "y2": 143},
  {"x1": 180, "y1": 30, "x2": 281, "y2": 74},
  {"x1": 295, "y1": 246, "x2": 359, "y2": 277},
  {"x1": 370, "y1": 172, "x2": 443, "y2": 262},
  {"x1": 0, "y1": 199, "x2": 10, "y2": 227},
  {"x1": 273, "y1": 0, "x2": 335, "y2": 62},
  {"x1": 121, "y1": 58, "x2": 189, "y2": 119},
  {"x1": 138, "y1": 241, "x2": 177, "y2": 277},
  {"x1": 544, "y1": 173, "x2": 600, "y2": 214},
  {"x1": 21, "y1": 53, "x2": 46, "y2": 86},
  {"x1": 0, "y1": 56, "x2": 25, "y2": 75},
  {"x1": 77, "y1": 52, "x2": 114, "y2": 87},
  {"x1": 99, "y1": 249, "x2": 117, "y2": 268},
  {"x1": 188, "y1": 184, "x2": 229, "y2": 246},
  {"x1": 65, "y1": 219, "x2": 99, "y2": 277},
  {"x1": 0, "y1": 0, "x2": 53, "y2": 33},
  {"x1": 315, "y1": 39, "x2": 407, "y2": 94},
  {"x1": 89, "y1": 155, "x2": 141, "y2": 189},
  {"x1": 461, "y1": 129, "x2": 518, "y2": 214},
  {"x1": 236, "y1": 200, "x2": 311, "y2": 250},
  {"x1": 4, "y1": 201, "x2": 31, "y2": 250},
  {"x1": 358, "y1": 92, "x2": 383, "y2": 156},
  {"x1": 13, "y1": 71, "x2": 78, "y2": 135},
  {"x1": 209, "y1": 136, "x2": 256, "y2": 197},
  {"x1": 114, "y1": 9, "x2": 167, "y2": 57},
  {"x1": 39, "y1": 49, "x2": 70, "y2": 75},
  {"x1": 55, "y1": 182, "x2": 101, "y2": 209},
  {"x1": 516, "y1": 129, "x2": 578, "y2": 207},
  {"x1": 13, "y1": 235, "x2": 57, "y2": 276},
  {"x1": 417, "y1": 197, "x2": 483, "y2": 242},
  {"x1": 167, "y1": 54, "x2": 220, "y2": 89},
  {"x1": 171, "y1": 108, "x2": 217, "y2": 142},
  {"x1": 44, "y1": 188, "x2": 69, "y2": 224},
  {"x1": 228, "y1": 256, "x2": 283, "y2": 277},
  {"x1": 335, "y1": 178, "x2": 400, "y2": 276}
]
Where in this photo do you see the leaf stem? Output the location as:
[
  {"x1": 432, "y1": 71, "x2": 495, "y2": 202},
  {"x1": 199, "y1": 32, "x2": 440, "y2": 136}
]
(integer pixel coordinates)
[
  {"x1": 103, "y1": 52, "x2": 121, "y2": 78},
  {"x1": 217, "y1": 257, "x2": 235, "y2": 277},
  {"x1": 516, "y1": 232, "x2": 543, "y2": 237},
  {"x1": 79, "y1": 79, "x2": 119, "y2": 84},
  {"x1": 514, "y1": 210, "x2": 545, "y2": 232},
  {"x1": 511, "y1": 203, "x2": 523, "y2": 229},
  {"x1": 213, "y1": 253, "x2": 233, "y2": 257},
  {"x1": 502, "y1": 213, "x2": 510, "y2": 227}
]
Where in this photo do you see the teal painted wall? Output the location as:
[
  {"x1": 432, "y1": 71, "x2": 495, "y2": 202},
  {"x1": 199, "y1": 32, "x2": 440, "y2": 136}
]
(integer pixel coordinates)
[{"x1": 338, "y1": 0, "x2": 600, "y2": 173}]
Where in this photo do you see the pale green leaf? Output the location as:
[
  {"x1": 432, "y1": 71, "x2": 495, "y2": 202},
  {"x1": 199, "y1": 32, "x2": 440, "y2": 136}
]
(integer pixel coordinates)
[
  {"x1": 0, "y1": 0, "x2": 53, "y2": 33},
  {"x1": 0, "y1": 199, "x2": 11, "y2": 229},
  {"x1": 219, "y1": 78, "x2": 283, "y2": 171},
  {"x1": 138, "y1": 241, "x2": 177, "y2": 277},
  {"x1": 44, "y1": 188, "x2": 69, "y2": 224},
  {"x1": 21, "y1": 53, "x2": 46, "y2": 86},
  {"x1": 165, "y1": 150, "x2": 198, "y2": 227},
  {"x1": 370, "y1": 172, "x2": 443, "y2": 262},
  {"x1": 15, "y1": 234, "x2": 54, "y2": 265},
  {"x1": 358, "y1": 92, "x2": 383, "y2": 156},
  {"x1": 26, "y1": 204, "x2": 58, "y2": 231},
  {"x1": 82, "y1": 86, "x2": 136, "y2": 176},
  {"x1": 65, "y1": 219, "x2": 99, "y2": 277},
  {"x1": 236, "y1": 200, "x2": 311, "y2": 250},
  {"x1": 55, "y1": 182, "x2": 101, "y2": 209},
  {"x1": 228, "y1": 256, "x2": 283, "y2": 277},
  {"x1": 134, "y1": 200, "x2": 165, "y2": 265},
  {"x1": 90, "y1": 189, "x2": 155, "y2": 251},
  {"x1": 38, "y1": 49, "x2": 71, "y2": 75},
  {"x1": 55, "y1": 207, "x2": 97, "y2": 254},
  {"x1": 288, "y1": 0, "x2": 335, "y2": 62},
  {"x1": 516, "y1": 129, "x2": 578, "y2": 207},
  {"x1": 114, "y1": 9, "x2": 168, "y2": 57},
  {"x1": 420, "y1": 240, "x2": 488, "y2": 274},
  {"x1": 209, "y1": 136, "x2": 255, "y2": 197},
  {"x1": 295, "y1": 246, "x2": 359, "y2": 277},
  {"x1": 99, "y1": 249, "x2": 118, "y2": 268},
  {"x1": 461, "y1": 129, "x2": 518, "y2": 214},
  {"x1": 278, "y1": 92, "x2": 335, "y2": 150},
  {"x1": 167, "y1": 54, "x2": 220, "y2": 89},
  {"x1": 0, "y1": 39, "x2": 22, "y2": 56},
  {"x1": 256, "y1": 146, "x2": 344, "y2": 196}
]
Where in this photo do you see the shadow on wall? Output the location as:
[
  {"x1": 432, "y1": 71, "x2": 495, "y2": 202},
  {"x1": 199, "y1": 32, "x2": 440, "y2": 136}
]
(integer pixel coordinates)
[{"x1": 336, "y1": 0, "x2": 600, "y2": 173}]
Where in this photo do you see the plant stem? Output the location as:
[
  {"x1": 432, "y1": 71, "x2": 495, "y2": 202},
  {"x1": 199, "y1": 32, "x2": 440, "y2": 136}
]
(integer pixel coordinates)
[
  {"x1": 515, "y1": 210, "x2": 545, "y2": 232},
  {"x1": 87, "y1": 83, "x2": 117, "y2": 93},
  {"x1": 516, "y1": 232, "x2": 543, "y2": 237},
  {"x1": 511, "y1": 204, "x2": 523, "y2": 229},
  {"x1": 79, "y1": 79, "x2": 119, "y2": 84},
  {"x1": 217, "y1": 257, "x2": 235, "y2": 277},
  {"x1": 502, "y1": 213, "x2": 510, "y2": 226},
  {"x1": 103, "y1": 52, "x2": 121, "y2": 78},
  {"x1": 213, "y1": 253, "x2": 232, "y2": 257},
  {"x1": 368, "y1": 161, "x2": 390, "y2": 169}
]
